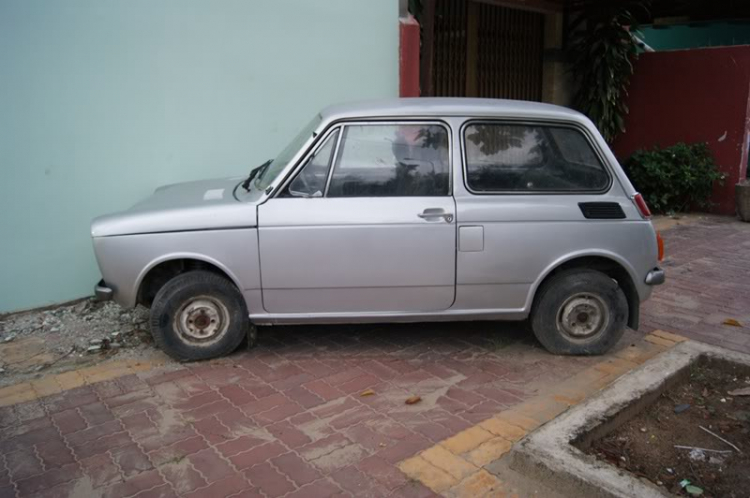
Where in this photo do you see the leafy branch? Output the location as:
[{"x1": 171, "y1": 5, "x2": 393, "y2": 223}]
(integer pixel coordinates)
[{"x1": 568, "y1": 2, "x2": 648, "y2": 143}]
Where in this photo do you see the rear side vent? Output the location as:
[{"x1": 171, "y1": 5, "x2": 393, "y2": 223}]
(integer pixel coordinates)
[{"x1": 578, "y1": 202, "x2": 626, "y2": 219}]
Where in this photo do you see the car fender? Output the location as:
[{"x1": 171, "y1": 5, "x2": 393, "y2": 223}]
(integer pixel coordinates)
[
  {"x1": 524, "y1": 249, "x2": 641, "y2": 312},
  {"x1": 94, "y1": 228, "x2": 261, "y2": 309},
  {"x1": 134, "y1": 251, "x2": 246, "y2": 302}
]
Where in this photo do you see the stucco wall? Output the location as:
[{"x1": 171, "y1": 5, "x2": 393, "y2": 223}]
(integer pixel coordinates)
[
  {"x1": 0, "y1": 1, "x2": 398, "y2": 313},
  {"x1": 613, "y1": 46, "x2": 750, "y2": 215}
]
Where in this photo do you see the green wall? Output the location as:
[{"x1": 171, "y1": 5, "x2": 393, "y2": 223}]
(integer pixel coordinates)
[
  {"x1": 0, "y1": 1, "x2": 398, "y2": 313},
  {"x1": 641, "y1": 22, "x2": 750, "y2": 50}
]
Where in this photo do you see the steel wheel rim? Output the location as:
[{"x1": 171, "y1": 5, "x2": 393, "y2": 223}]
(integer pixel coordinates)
[
  {"x1": 175, "y1": 296, "x2": 230, "y2": 344},
  {"x1": 557, "y1": 293, "x2": 610, "y2": 340}
]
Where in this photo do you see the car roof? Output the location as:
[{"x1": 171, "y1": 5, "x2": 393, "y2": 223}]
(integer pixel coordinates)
[{"x1": 320, "y1": 97, "x2": 587, "y2": 122}]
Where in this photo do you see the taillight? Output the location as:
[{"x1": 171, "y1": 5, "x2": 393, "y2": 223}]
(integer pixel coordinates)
[
  {"x1": 633, "y1": 193, "x2": 652, "y2": 219},
  {"x1": 656, "y1": 232, "x2": 664, "y2": 261}
]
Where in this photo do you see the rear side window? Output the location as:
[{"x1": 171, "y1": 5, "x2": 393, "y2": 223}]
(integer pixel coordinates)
[
  {"x1": 463, "y1": 123, "x2": 609, "y2": 192},
  {"x1": 327, "y1": 123, "x2": 450, "y2": 197}
]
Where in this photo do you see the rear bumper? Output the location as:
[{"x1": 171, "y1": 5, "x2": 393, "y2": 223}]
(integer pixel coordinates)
[
  {"x1": 645, "y1": 268, "x2": 665, "y2": 286},
  {"x1": 94, "y1": 280, "x2": 113, "y2": 301}
]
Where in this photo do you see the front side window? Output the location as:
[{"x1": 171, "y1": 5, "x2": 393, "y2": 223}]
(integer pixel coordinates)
[
  {"x1": 463, "y1": 123, "x2": 609, "y2": 192},
  {"x1": 327, "y1": 123, "x2": 450, "y2": 197}
]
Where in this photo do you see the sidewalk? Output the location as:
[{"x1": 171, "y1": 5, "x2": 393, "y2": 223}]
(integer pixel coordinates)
[
  {"x1": 1, "y1": 324, "x2": 646, "y2": 498},
  {"x1": 644, "y1": 215, "x2": 750, "y2": 354}
]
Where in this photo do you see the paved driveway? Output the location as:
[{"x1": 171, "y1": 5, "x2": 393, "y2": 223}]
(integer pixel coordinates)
[
  {"x1": 642, "y1": 216, "x2": 750, "y2": 354},
  {"x1": 0, "y1": 322, "x2": 628, "y2": 498},
  {"x1": 1, "y1": 215, "x2": 748, "y2": 498}
]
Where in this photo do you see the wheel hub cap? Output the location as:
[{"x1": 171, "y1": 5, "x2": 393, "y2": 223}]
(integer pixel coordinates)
[
  {"x1": 559, "y1": 294, "x2": 609, "y2": 338},
  {"x1": 178, "y1": 298, "x2": 226, "y2": 341}
]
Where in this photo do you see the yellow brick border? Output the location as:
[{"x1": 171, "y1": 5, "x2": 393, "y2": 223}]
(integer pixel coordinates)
[
  {"x1": 0, "y1": 357, "x2": 167, "y2": 407},
  {"x1": 398, "y1": 331, "x2": 686, "y2": 496}
]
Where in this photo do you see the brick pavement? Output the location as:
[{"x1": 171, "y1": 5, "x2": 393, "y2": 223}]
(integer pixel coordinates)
[
  {"x1": 398, "y1": 331, "x2": 685, "y2": 496},
  {"x1": 642, "y1": 216, "x2": 750, "y2": 354},
  {"x1": 1, "y1": 215, "x2": 748, "y2": 498},
  {"x1": 1, "y1": 322, "x2": 616, "y2": 498}
]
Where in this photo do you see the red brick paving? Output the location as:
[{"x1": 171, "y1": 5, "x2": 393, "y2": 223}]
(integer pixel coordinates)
[
  {"x1": 641, "y1": 216, "x2": 750, "y2": 354},
  {"x1": 1, "y1": 216, "x2": 748, "y2": 497},
  {"x1": 0, "y1": 320, "x2": 608, "y2": 497}
]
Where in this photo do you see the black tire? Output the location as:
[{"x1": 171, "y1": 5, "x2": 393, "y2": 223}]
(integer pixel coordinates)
[
  {"x1": 530, "y1": 269, "x2": 627, "y2": 355},
  {"x1": 149, "y1": 271, "x2": 250, "y2": 361}
]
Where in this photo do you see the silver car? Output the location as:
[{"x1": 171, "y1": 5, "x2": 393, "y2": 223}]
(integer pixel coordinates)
[{"x1": 91, "y1": 98, "x2": 665, "y2": 360}]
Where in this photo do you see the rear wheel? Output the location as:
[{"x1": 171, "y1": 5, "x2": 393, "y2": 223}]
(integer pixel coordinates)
[
  {"x1": 150, "y1": 271, "x2": 251, "y2": 360},
  {"x1": 530, "y1": 269, "x2": 627, "y2": 355}
]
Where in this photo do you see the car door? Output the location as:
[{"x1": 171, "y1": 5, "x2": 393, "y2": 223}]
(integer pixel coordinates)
[{"x1": 257, "y1": 121, "x2": 456, "y2": 314}]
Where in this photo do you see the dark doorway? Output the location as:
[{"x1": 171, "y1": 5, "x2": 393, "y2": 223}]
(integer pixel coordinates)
[{"x1": 421, "y1": 0, "x2": 545, "y2": 101}]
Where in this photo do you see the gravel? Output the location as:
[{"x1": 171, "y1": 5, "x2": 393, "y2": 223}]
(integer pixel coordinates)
[
  {"x1": 0, "y1": 299, "x2": 149, "y2": 348},
  {"x1": 0, "y1": 298, "x2": 159, "y2": 387}
]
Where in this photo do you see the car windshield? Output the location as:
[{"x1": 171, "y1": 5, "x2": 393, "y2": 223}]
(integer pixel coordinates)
[{"x1": 254, "y1": 114, "x2": 322, "y2": 191}]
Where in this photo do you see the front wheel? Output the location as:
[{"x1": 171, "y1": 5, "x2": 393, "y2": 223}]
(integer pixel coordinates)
[
  {"x1": 149, "y1": 271, "x2": 251, "y2": 360},
  {"x1": 530, "y1": 269, "x2": 627, "y2": 355}
]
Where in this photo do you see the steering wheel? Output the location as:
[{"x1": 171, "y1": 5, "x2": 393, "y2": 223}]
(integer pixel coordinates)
[
  {"x1": 290, "y1": 164, "x2": 323, "y2": 197},
  {"x1": 306, "y1": 165, "x2": 326, "y2": 191},
  {"x1": 297, "y1": 167, "x2": 313, "y2": 192}
]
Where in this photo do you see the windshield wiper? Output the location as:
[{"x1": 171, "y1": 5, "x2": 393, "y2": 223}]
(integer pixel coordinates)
[{"x1": 241, "y1": 159, "x2": 272, "y2": 191}]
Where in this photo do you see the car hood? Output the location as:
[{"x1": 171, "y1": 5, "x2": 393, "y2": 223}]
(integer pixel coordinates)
[{"x1": 91, "y1": 177, "x2": 262, "y2": 237}]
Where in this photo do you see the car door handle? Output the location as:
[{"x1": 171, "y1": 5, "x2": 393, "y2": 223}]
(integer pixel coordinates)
[{"x1": 418, "y1": 209, "x2": 453, "y2": 223}]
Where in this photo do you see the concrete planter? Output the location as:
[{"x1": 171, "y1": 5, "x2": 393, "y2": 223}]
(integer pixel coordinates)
[
  {"x1": 737, "y1": 181, "x2": 750, "y2": 222},
  {"x1": 511, "y1": 341, "x2": 750, "y2": 498}
]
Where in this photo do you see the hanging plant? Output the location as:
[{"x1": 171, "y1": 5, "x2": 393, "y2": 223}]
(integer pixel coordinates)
[{"x1": 568, "y1": 2, "x2": 648, "y2": 143}]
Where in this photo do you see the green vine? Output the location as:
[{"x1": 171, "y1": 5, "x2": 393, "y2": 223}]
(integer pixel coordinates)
[{"x1": 568, "y1": 2, "x2": 647, "y2": 143}]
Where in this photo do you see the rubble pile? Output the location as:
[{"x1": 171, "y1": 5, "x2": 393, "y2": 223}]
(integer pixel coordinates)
[{"x1": 0, "y1": 299, "x2": 152, "y2": 382}]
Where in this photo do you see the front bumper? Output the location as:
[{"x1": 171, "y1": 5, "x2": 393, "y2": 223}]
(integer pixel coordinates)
[
  {"x1": 94, "y1": 280, "x2": 113, "y2": 301},
  {"x1": 645, "y1": 268, "x2": 665, "y2": 286}
]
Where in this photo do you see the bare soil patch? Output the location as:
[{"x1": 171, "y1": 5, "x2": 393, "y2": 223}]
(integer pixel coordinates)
[{"x1": 587, "y1": 361, "x2": 750, "y2": 497}]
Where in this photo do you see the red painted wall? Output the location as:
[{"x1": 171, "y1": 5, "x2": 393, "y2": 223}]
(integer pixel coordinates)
[
  {"x1": 613, "y1": 46, "x2": 750, "y2": 214},
  {"x1": 399, "y1": 15, "x2": 420, "y2": 98}
]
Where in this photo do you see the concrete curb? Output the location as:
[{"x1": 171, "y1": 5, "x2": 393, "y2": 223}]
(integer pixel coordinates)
[{"x1": 510, "y1": 340, "x2": 750, "y2": 498}]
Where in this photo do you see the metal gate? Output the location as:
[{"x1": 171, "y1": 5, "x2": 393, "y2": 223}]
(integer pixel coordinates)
[{"x1": 422, "y1": 0, "x2": 545, "y2": 101}]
